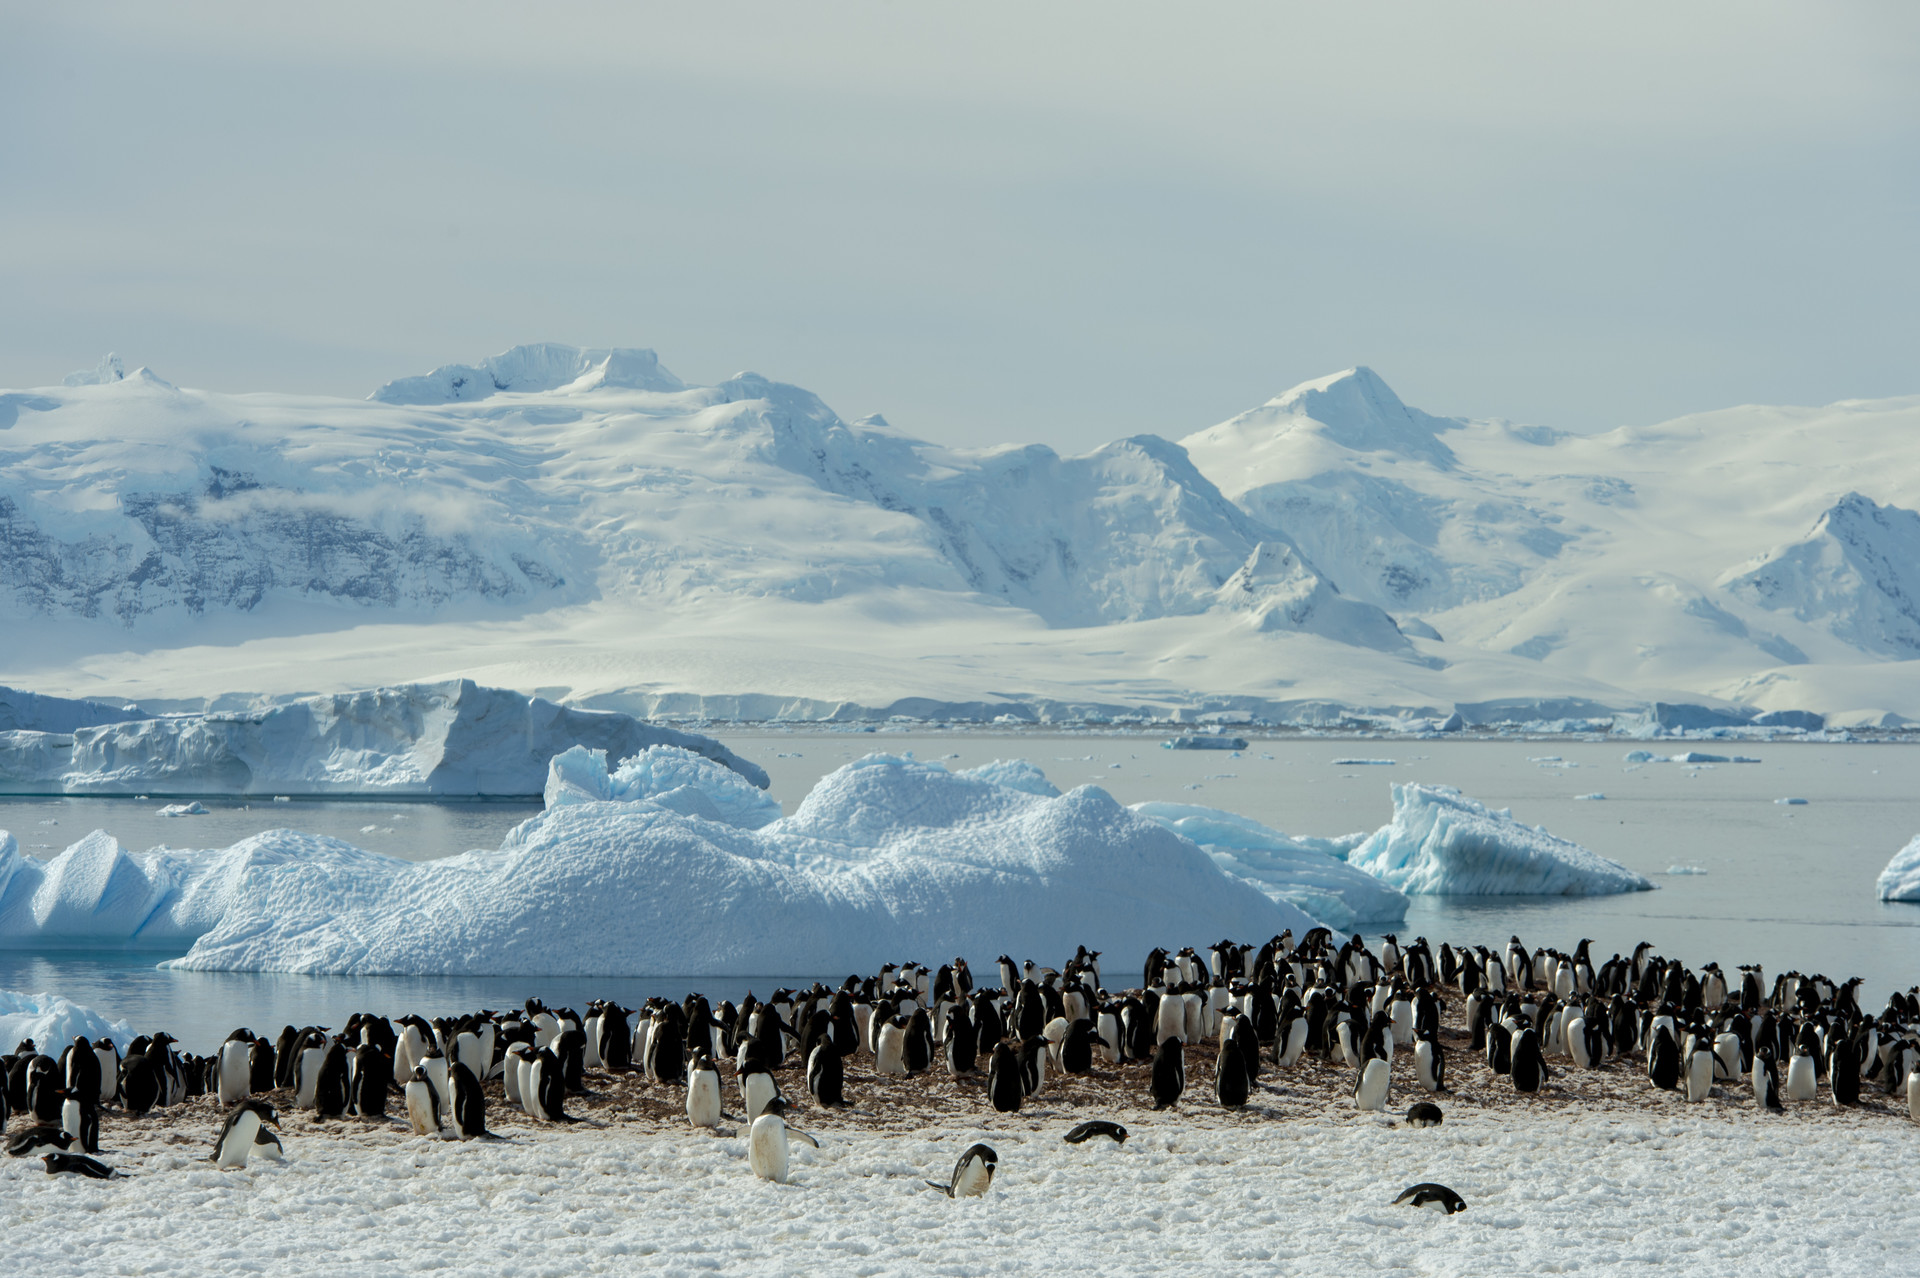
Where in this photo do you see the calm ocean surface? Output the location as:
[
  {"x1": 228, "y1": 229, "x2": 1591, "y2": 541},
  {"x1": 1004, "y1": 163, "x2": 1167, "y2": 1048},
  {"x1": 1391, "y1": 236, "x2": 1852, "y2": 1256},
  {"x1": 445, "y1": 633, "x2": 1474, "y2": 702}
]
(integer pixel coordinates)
[{"x1": 4, "y1": 732, "x2": 1916, "y2": 1052}]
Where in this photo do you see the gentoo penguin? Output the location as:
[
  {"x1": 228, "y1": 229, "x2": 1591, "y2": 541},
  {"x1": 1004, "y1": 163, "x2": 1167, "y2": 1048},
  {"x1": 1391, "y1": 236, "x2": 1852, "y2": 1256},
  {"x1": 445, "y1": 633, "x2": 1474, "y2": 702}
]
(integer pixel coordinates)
[
  {"x1": 1063, "y1": 1120, "x2": 1128, "y2": 1144},
  {"x1": 1018, "y1": 1036, "x2": 1048, "y2": 1097},
  {"x1": 1510, "y1": 1027, "x2": 1548, "y2": 1095},
  {"x1": 1829, "y1": 1039, "x2": 1861, "y2": 1108},
  {"x1": 94, "y1": 1038, "x2": 122, "y2": 1106},
  {"x1": 1907, "y1": 1061, "x2": 1920, "y2": 1124},
  {"x1": 944, "y1": 1004, "x2": 978, "y2": 1076},
  {"x1": 687, "y1": 1053, "x2": 723, "y2": 1129},
  {"x1": 212, "y1": 1099, "x2": 281, "y2": 1168},
  {"x1": 1393, "y1": 1182, "x2": 1468, "y2": 1214},
  {"x1": 874, "y1": 1017, "x2": 909, "y2": 1077},
  {"x1": 806, "y1": 1041, "x2": 846, "y2": 1109},
  {"x1": 451, "y1": 1062, "x2": 489, "y2": 1139},
  {"x1": 349, "y1": 1044, "x2": 388, "y2": 1119},
  {"x1": 987, "y1": 1042, "x2": 1024, "y2": 1114},
  {"x1": 1683, "y1": 1034, "x2": 1715, "y2": 1103},
  {"x1": 62, "y1": 1036, "x2": 103, "y2": 1113},
  {"x1": 8, "y1": 1125, "x2": 74, "y2": 1157},
  {"x1": 1785, "y1": 1044, "x2": 1818, "y2": 1102},
  {"x1": 1215, "y1": 1034, "x2": 1250, "y2": 1108},
  {"x1": 529, "y1": 1048, "x2": 573, "y2": 1122},
  {"x1": 41, "y1": 1152, "x2": 120, "y2": 1179},
  {"x1": 217, "y1": 1031, "x2": 253, "y2": 1105},
  {"x1": 503, "y1": 1042, "x2": 534, "y2": 1108},
  {"x1": 927, "y1": 1143, "x2": 998, "y2": 1198},
  {"x1": 1647, "y1": 1027, "x2": 1681, "y2": 1091},
  {"x1": 421, "y1": 1047, "x2": 455, "y2": 1124},
  {"x1": 1405, "y1": 1101, "x2": 1443, "y2": 1128},
  {"x1": 1353, "y1": 1028, "x2": 1391, "y2": 1112},
  {"x1": 293, "y1": 1030, "x2": 327, "y2": 1109},
  {"x1": 1150, "y1": 1038, "x2": 1185, "y2": 1111},
  {"x1": 60, "y1": 1090, "x2": 99, "y2": 1154},
  {"x1": 1752, "y1": 1051, "x2": 1783, "y2": 1113},
  {"x1": 404, "y1": 1065, "x2": 443, "y2": 1136},
  {"x1": 1414, "y1": 1031, "x2": 1447, "y2": 1094},
  {"x1": 313, "y1": 1040, "x2": 350, "y2": 1117},
  {"x1": 747, "y1": 1097, "x2": 819, "y2": 1185},
  {"x1": 740, "y1": 1053, "x2": 780, "y2": 1121}
]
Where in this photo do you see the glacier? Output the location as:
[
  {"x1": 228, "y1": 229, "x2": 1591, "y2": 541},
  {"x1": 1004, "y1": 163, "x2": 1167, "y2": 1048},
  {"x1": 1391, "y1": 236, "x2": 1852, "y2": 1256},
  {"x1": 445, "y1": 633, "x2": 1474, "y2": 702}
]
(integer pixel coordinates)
[
  {"x1": 1129, "y1": 801, "x2": 1401, "y2": 931},
  {"x1": 0, "y1": 679, "x2": 767, "y2": 797},
  {"x1": 1876, "y1": 835, "x2": 1920, "y2": 902},
  {"x1": 1346, "y1": 783, "x2": 1656, "y2": 896},
  {"x1": 0, "y1": 989, "x2": 132, "y2": 1052},
  {"x1": 0, "y1": 752, "x2": 1311, "y2": 975}
]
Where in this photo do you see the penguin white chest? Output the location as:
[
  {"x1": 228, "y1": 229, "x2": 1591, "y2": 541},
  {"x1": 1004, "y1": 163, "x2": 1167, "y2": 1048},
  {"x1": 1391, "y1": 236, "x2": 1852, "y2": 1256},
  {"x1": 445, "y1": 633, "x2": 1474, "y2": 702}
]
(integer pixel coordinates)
[
  {"x1": 217, "y1": 1110, "x2": 261, "y2": 1168},
  {"x1": 748, "y1": 1115, "x2": 791, "y2": 1183}
]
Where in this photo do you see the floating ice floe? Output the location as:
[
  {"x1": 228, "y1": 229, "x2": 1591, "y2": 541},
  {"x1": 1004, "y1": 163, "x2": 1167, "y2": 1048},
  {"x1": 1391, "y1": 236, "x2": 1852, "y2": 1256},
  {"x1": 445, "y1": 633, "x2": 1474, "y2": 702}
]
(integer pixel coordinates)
[
  {"x1": 1573, "y1": 793, "x2": 1606, "y2": 801},
  {"x1": 0, "y1": 988, "x2": 132, "y2": 1050},
  {"x1": 1622, "y1": 749, "x2": 1759, "y2": 765},
  {"x1": 156, "y1": 802, "x2": 209, "y2": 817},
  {"x1": 0, "y1": 680, "x2": 767, "y2": 798},
  {"x1": 1776, "y1": 797, "x2": 1809, "y2": 806},
  {"x1": 1665, "y1": 865, "x2": 1709, "y2": 876},
  {"x1": 0, "y1": 751, "x2": 1309, "y2": 975},
  {"x1": 1346, "y1": 784, "x2": 1655, "y2": 896},
  {"x1": 1164, "y1": 736, "x2": 1247, "y2": 751},
  {"x1": 1331, "y1": 758, "x2": 1396, "y2": 766},
  {"x1": 1130, "y1": 802, "x2": 1401, "y2": 931},
  {"x1": 1877, "y1": 836, "x2": 1920, "y2": 902}
]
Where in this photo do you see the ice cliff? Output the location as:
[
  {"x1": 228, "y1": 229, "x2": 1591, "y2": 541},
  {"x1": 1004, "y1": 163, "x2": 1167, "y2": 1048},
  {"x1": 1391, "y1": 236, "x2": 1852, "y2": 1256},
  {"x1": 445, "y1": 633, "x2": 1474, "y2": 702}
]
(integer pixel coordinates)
[{"x1": 1876, "y1": 835, "x2": 1920, "y2": 902}]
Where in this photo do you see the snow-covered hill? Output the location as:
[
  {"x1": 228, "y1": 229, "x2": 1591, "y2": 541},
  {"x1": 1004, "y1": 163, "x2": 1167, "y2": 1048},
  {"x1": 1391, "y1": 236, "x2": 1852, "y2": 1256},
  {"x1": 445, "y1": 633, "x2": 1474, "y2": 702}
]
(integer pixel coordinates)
[{"x1": 3, "y1": 345, "x2": 1918, "y2": 725}]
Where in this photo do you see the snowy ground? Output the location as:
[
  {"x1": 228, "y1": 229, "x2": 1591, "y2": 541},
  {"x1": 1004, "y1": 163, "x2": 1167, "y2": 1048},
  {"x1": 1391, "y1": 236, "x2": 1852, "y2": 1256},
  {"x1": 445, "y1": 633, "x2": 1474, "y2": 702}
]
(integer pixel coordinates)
[{"x1": 7, "y1": 1096, "x2": 1915, "y2": 1277}]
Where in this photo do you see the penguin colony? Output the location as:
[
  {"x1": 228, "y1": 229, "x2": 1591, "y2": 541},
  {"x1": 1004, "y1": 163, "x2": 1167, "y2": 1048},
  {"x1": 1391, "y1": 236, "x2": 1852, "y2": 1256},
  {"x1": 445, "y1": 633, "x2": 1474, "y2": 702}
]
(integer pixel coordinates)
[{"x1": 4, "y1": 930, "x2": 1917, "y2": 1190}]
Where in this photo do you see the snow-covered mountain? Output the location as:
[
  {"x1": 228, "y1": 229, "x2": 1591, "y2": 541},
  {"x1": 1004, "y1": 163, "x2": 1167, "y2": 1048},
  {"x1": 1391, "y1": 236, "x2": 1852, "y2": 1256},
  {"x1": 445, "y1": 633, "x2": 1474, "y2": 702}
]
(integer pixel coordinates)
[{"x1": 3, "y1": 345, "x2": 1918, "y2": 725}]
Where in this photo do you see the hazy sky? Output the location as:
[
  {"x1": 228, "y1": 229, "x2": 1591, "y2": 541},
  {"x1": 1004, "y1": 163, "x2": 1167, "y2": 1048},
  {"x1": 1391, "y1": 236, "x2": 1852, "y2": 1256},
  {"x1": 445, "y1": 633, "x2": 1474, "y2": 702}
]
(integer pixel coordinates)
[{"x1": 3, "y1": 2, "x2": 1915, "y2": 450}]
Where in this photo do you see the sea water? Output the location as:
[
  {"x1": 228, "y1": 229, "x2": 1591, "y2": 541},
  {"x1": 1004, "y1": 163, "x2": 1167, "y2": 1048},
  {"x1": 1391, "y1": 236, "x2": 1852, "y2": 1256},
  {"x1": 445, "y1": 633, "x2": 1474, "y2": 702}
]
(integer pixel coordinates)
[{"x1": 3, "y1": 732, "x2": 1916, "y2": 1051}]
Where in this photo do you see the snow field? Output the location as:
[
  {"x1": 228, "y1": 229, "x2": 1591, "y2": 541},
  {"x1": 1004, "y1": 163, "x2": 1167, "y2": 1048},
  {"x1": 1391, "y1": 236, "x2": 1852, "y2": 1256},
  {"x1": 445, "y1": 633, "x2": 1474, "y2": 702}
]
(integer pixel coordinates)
[{"x1": 5, "y1": 1103, "x2": 1915, "y2": 1276}]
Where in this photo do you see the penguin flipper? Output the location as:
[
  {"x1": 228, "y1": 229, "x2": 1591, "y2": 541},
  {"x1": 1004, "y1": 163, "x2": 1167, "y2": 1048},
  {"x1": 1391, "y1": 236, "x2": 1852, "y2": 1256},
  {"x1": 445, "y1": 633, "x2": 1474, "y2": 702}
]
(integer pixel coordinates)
[
  {"x1": 926, "y1": 1180, "x2": 953, "y2": 1195},
  {"x1": 789, "y1": 1128, "x2": 821, "y2": 1149}
]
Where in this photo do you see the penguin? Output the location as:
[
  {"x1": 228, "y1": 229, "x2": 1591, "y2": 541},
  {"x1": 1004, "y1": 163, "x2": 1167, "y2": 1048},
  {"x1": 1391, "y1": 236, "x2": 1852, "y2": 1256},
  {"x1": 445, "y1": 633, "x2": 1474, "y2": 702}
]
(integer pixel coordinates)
[
  {"x1": 451, "y1": 1062, "x2": 489, "y2": 1139},
  {"x1": 216, "y1": 1031, "x2": 253, "y2": 1105},
  {"x1": 212, "y1": 1099, "x2": 280, "y2": 1168},
  {"x1": 349, "y1": 1044, "x2": 389, "y2": 1119},
  {"x1": 1063, "y1": 1120, "x2": 1129, "y2": 1144},
  {"x1": 502, "y1": 1042, "x2": 534, "y2": 1109},
  {"x1": 1752, "y1": 1050, "x2": 1783, "y2": 1113},
  {"x1": 7, "y1": 1125, "x2": 74, "y2": 1157},
  {"x1": 421, "y1": 1046, "x2": 455, "y2": 1124},
  {"x1": 1215, "y1": 1034, "x2": 1250, "y2": 1108},
  {"x1": 747, "y1": 1097, "x2": 819, "y2": 1184},
  {"x1": 944, "y1": 1003, "x2": 978, "y2": 1076},
  {"x1": 41, "y1": 1152, "x2": 121, "y2": 1179},
  {"x1": 1647, "y1": 1026, "x2": 1681, "y2": 1091},
  {"x1": 686, "y1": 1052, "x2": 723, "y2": 1129},
  {"x1": 987, "y1": 1041, "x2": 1024, "y2": 1114},
  {"x1": 927, "y1": 1142, "x2": 998, "y2": 1198},
  {"x1": 1353, "y1": 1027, "x2": 1391, "y2": 1113},
  {"x1": 903, "y1": 1009, "x2": 935, "y2": 1075},
  {"x1": 1907, "y1": 1060, "x2": 1920, "y2": 1124},
  {"x1": 806, "y1": 1041, "x2": 846, "y2": 1109},
  {"x1": 60, "y1": 1090, "x2": 99, "y2": 1154},
  {"x1": 1393, "y1": 1182, "x2": 1468, "y2": 1214},
  {"x1": 1150, "y1": 1038, "x2": 1185, "y2": 1111},
  {"x1": 740, "y1": 1053, "x2": 780, "y2": 1121},
  {"x1": 1414, "y1": 1031, "x2": 1447, "y2": 1094},
  {"x1": 1018, "y1": 1035, "x2": 1048, "y2": 1098},
  {"x1": 875, "y1": 1016, "x2": 908, "y2": 1077},
  {"x1": 1829, "y1": 1039, "x2": 1861, "y2": 1108},
  {"x1": 292, "y1": 1030, "x2": 327, "y2": 1109},
  {"x1": 1510, "y1": 1027, "x2": 1548, "y2": 1095},
  {"x1": 1684, "y1": 1034, "x2": 1715, "y2": 1103},
  {"x1": 313, "y1": 1040, "x2": 350, "y2": 1117},
  {"x1": 1060, "y1": 1019, "x2": 1096, "y2": 1076},
  {"x1": 404, "y1": 1065, "x2": 443, "y2": 1137},
  {"x1": 530, "y1": 1048, "x2": 573, "y2": 1122},
  {"x1": 1405, "y1": 1101, "x2": 1443, "y2": 1128},
  {"x1": 62, "y1": 1036, "x2": 103, "y2": 1112}
]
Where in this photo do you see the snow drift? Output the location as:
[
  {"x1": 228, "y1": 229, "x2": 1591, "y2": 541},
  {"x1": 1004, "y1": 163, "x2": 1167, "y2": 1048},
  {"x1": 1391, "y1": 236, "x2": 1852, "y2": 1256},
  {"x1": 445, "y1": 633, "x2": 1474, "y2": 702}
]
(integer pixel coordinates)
[
  {"x1": 1876, "y1": 835, "x2": 1920, "y2": 902},
  {"x1": 1130, "y1": 801, "x2": 1401, "y2": 930},
  {"x1": 0, "y1": 989, "x2": 132, "y2": 1052},
  {"x1": 0, "y1": 752, "x2": 1309, "y2": 975},
  {"x1": 1347, "y1": 783, "x2": 1655, "y2": 896},
  {"x1": 0, "y1": 679, "x2": 766, "y2": 797}
]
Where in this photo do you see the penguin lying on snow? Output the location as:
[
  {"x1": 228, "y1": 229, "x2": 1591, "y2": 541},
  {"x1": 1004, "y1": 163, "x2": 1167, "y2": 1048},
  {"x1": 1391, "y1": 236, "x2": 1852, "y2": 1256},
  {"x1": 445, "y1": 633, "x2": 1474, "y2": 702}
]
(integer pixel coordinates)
[
  {"x1": 1393, "y1": 1183, "x2": 1467, "y2": 1214},
  {"x1": 1063, "y1": 1120, "x2": 1128, "y2": 1145},
  {"x1": 42, "y1": 1152, "x2": 123, "y2": 1179},
  {"x1": 928, "y1": 1143, "x2": 997, "y2": 1198},
  {"x1": 7, "y1": 1125, "x2": 74, "y2": 1158},
  {"x1": 212, "y1": 1099, "x2": 281, "y2": 1168},
  {"x1": 1404, "y1": 1102, "x2": 1444, "y2": 1128}
]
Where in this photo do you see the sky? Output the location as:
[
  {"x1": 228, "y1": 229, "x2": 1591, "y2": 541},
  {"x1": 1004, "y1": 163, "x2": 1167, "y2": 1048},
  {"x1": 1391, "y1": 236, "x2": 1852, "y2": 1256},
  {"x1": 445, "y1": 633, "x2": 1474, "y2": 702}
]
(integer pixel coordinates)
[{"x1": 2, "y1": 2, "x2": 1915, "y2": 451}]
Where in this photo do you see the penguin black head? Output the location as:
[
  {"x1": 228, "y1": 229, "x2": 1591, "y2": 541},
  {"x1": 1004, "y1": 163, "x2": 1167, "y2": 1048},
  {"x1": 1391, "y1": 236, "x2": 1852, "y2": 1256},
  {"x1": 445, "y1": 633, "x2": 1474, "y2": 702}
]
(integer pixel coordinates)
[{"x1": 761, "y1": 1096, "x2": 792, "y2": 1119}]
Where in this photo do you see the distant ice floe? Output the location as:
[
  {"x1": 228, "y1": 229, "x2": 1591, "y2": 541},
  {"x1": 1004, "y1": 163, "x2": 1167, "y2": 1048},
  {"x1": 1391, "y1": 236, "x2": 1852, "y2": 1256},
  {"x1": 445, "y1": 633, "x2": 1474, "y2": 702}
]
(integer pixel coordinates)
[
  {"x1": 1877, "y1": 836, "x2": 1920, "y2": 902},
  {"x1": 1346, "y1": 784, "x2": 1655, "y2": 896},
  {"x1": 1331, "y1": 758, "x2": 1396, "y2": 766},
  {"x1": 1622, "y1": 750, "x2": 1760, "y2": 765},
  {"x1": 0, "y1": 680, "x2": 767, "y2": 798},
  {"x1": 156, "y1": 802, "x2": 209, "y2": 817},
  {"x1": 1573, "y1": 793, "x2": 1606, "y2": 801},
  {"x1": 1131, "y1": 802, "x2": 1401, "y2": 931},
  {"x1": 0, "y1": 989, "x2": 132, "y2": 1051},
  {"x1": 1665, "y1": 865, "x2": 1709, "y2": 876},
  {"x1": 1776, "y1": 797, "x2": 1809, "y2": 806},
  {"x1": 1, "y1": 751, "x2": 1308, "y2": 975}
]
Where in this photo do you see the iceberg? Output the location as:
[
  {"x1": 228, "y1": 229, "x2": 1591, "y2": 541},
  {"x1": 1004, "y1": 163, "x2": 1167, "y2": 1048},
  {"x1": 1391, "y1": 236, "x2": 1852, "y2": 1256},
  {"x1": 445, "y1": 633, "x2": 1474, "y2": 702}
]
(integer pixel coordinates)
[
  {"x1": 0, "y1": 989, "x2": 133, "y2": 1052},
  {"x1": 0, "y1": 680, "x2": 767, "y2": 798},
  {"x1": 543, "y1": 745, "x2": 782, "y2": 829},
  {"x1": 2, "y1": 754, "x2": 1308, "y2": 975},
  {"x1": 1876, "y1": 836, "x2": 1920, "y2": 902},
  {"x1": 1131, "y1": 802, "x2": 1401, "y2": 930},
  {"x1": 1347, "y1": 784, "x2": 1655, "y2": 896}
]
